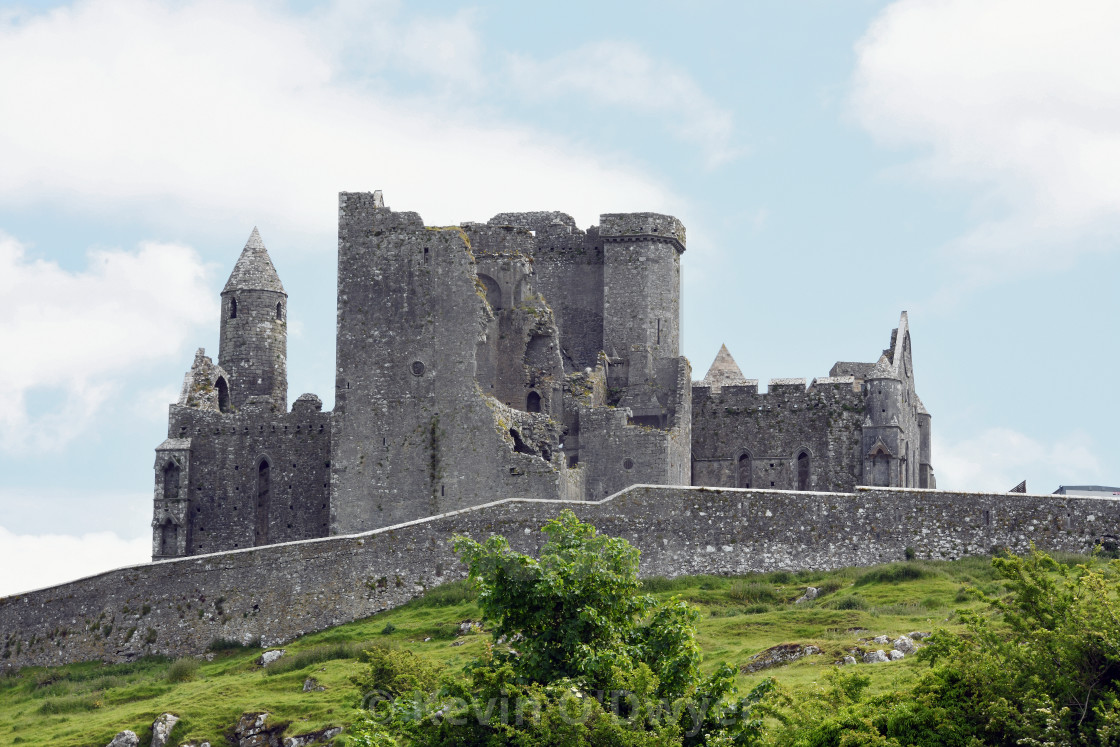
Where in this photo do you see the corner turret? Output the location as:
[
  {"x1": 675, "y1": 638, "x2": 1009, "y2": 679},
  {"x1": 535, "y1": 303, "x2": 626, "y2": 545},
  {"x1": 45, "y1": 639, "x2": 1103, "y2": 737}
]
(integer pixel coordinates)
[{"x1": 218, "y1": 228, "x2": 288, "y2": 411}]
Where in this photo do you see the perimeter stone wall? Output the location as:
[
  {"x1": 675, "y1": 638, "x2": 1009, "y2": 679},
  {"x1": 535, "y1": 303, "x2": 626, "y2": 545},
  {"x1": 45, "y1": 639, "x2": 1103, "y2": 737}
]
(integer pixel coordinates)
[{"x1": 5, "y1": 485, "x2": 1118, "y2": 671}]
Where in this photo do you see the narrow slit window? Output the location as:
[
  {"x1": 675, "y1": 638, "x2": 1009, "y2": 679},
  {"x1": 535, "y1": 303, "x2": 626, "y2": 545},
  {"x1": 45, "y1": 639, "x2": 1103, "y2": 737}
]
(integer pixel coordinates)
[
  {"x1": 230, "y1": 298, "x2": 237, "y2": 319},
  {"x1": 216, "y1": 376, "x2": 230, "y2": 413},
  {"x1": 256, "y1": 459, "x2": 271, "y2": 546},
  {"x1": 163, "y1": 461, "x2": 181, "y2": 500}
]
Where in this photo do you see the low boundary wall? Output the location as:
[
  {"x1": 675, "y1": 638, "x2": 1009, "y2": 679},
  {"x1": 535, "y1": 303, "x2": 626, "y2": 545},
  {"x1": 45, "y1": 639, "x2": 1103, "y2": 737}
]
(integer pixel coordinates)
[{"x1": 3, "y1": 485, "x2": 1118, "y2": 669}]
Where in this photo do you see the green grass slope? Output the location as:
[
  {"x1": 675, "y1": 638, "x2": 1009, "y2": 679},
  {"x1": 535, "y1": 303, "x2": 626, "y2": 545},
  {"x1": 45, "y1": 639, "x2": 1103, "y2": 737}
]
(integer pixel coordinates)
[{"x1": 0, "y1": 554, "x2": 1086, "y2": 746}]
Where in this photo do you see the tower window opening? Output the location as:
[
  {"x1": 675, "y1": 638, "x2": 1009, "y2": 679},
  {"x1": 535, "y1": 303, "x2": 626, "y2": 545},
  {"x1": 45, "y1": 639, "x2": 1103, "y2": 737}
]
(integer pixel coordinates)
[
  {"x1": 216, "y1": 376, "x2": 230, "y2": 413},
  {"x1": 256, "y1": 459, "x2": 271, "y2": 546},
  {"x1": 276, "y1": 302, "x2": 283, "y2": 320},
  {"x1": 737, "y1": 453, "x2": 751, "y2": 489},
  {"x1": 230, "y1": 298, "x2": 237, "y2": 319},
  {"x1": 797, "y1": 451, "x2": 810, "y2": 491},
  {"x1": 527, "y1": 391, "x2": 542, "y2": 413},
  {"x1": 163, "y1": 461, "x2": 181, "y2": 500},
  {"x1": 159, "y1": 520, "x2": 178, "y2": 557}
]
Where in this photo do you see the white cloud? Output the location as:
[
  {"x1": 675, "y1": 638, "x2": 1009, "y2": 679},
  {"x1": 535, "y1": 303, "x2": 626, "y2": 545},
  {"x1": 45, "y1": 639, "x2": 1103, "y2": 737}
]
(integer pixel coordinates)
[
  {"x1": 0, "y1": 525, "x2": 150, "y2": 597},
  {"x1": 0, "y1": 233, "x2": 213, "y2": 452},
  {"x1": 933, "y1": 427, "x2": 1102, "y2": 494},
  {"x1": 507, "y1": 41, "x2": 744, "y2": 169},
  {"x1": 852, "y1": 0, "x2": 1120, "y2": 280},
  {"x1": 0, "y1": 0, "x2": 674, "y2": 238}
]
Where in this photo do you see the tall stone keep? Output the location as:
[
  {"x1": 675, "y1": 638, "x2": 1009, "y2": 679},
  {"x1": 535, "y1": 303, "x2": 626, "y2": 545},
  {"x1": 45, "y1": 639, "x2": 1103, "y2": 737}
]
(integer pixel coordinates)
[
  {"x1": 601, "y1": 213, "x2": 685, "y2": 363},
  {"x1": 219, "y1": 228, "x2": 288, "y2": 411}
]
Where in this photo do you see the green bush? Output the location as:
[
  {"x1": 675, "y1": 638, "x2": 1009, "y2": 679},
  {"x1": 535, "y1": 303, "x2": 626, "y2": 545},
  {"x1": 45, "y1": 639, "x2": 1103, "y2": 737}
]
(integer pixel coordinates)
[
  {"x1": 352, "y1": 511, "x2": 773, "y2": 747},
  {"x1": 165, "y1": 658, "x2": 199, "y2": 683},
  {"x1": 768, "y1": 550, "x2": 1120, "y2": 747},
  {"x1": 404, "y1": 580, "x2": 477, "y2": 608},
  {"x1": 727, "y1": 580, "x2": 781, "y2": 605},
  {"x1": 265, "y1": 641, "x2": 369, "y2": 675},
  {"x1": 853, "y1": 563, "x2": 937, "y2": 586},
  {"x1": 826, "y1": 595, "x2": 869, "y2": 611},
  {"x1": 36, "y1": 694, "x2": 100, "y2": 714}
]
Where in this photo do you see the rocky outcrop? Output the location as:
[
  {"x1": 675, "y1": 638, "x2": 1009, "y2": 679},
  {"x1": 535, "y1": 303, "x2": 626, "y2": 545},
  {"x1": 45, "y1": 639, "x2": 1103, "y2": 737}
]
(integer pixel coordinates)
[
  {"x1": 742, "y1": 643, "x2": 821, "y2": 673},
  {"x1": 227, "y1": 711, "x2": 340, "y2": 747},
  {"x1": 258, "y1": 650, "x2": 285, "y2": 667},
  {"x1": 151, "y1": 713, "x2": 180, "y2": 747},
  {"x1": 106, "y1": 732, "x2": 139, "y2": 747},
  {"x1": 863, "y1": 650, "x2": 889, "y2": 663},
  {"x1": 284, "y1": 727, "x2": 343, "y2": 746},
  {"x1": 794, "y1": 587, "x2": 819, "y2": 604},
  {"x1": 893, "y1": 634, "x2": 916, "y2": 655},
  {"x1": 230, "y1": 712, "x2": 288, "y2": 747}
]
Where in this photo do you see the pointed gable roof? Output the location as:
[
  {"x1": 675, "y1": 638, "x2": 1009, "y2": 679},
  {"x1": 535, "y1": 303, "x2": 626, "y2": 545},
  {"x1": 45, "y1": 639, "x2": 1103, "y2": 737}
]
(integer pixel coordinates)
[
  {"x1": 701, "y1": 344, "x2": 749, "y2": 390},
  {"x1": 222, "y1": 227, "x2": 285, "y2": 294},
  {"x1": 867, "y1": 353, "x2": 899, "y2": 381}
]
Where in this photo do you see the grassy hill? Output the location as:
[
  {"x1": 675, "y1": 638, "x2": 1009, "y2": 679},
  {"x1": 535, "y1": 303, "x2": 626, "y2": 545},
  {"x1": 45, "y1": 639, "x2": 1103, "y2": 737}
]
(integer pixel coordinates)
[{"x1": 0, "y1": 553, "x2": 1081, "y2": 746}]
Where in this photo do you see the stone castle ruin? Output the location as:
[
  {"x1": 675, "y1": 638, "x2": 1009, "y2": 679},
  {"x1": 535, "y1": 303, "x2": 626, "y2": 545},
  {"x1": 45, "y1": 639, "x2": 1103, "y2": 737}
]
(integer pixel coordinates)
[
  {"x1": 9, "y1": 190, "x2": 1119, "y2": 672},
  {"x1": 153, "y1": 191, "x2": 934, "y2": 560}
]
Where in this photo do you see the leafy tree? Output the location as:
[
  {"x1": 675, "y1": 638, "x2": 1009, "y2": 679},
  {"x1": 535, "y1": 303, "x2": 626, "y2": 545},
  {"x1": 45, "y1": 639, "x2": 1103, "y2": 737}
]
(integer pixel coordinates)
[
  {"x1": 766, "y1": 548, "x2": 1120, "y2": 747},
  {"x1": 351, "y1": 510, "x2": 771, "y2": 746}
]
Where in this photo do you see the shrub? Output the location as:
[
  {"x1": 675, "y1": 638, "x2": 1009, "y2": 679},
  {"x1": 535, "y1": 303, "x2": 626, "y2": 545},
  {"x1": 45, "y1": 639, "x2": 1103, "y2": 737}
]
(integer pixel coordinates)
[
  {"x1": 353, "y1": 511, "x2": 774, "y2": 746},
  {"x1": 265, "y1": 641, "x2": 369, "y2": 675},
  {"x1": 853, "y1": 563, "x2": 936, "y2": 586},
  {"x1": 166, "y1": 658, "x2": 199, "y2": 683},
  {"x1": 405, "y1": 581, "x2": 477, "y2": 608},
  {"x1": 36, "y1": 694, "x2": 100, "y2": 714},
  {"x1": 728, "y1": 581, "x2": 781, "y2": 605},
  {"x1": 826, "y1": 595, "x2": 869, "y2": 611}
]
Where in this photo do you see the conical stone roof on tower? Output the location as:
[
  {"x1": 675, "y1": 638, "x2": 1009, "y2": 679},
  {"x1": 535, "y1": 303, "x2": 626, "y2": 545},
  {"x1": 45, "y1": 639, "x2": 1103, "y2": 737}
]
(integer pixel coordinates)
[
  {"x1": 223, "y1": 227, "x2": 285, "y2": 294},
  {"x1": 218, "y1": 228, "x2": 288, "y2": 410},
  {"x1": 700, "y1": 344, "x2": 751, "y2": 392}
]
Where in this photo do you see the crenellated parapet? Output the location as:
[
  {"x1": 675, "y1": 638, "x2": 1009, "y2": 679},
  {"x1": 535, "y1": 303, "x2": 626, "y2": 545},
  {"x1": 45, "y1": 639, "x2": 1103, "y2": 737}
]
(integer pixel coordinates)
[{"x1": 691, "y1": 313, "x2": 932, "y2": 493}]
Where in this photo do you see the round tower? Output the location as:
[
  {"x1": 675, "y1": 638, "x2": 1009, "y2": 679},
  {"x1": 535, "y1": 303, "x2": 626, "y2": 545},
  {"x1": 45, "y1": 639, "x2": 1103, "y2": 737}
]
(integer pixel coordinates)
[{"x1": 218, "y1": 227, "x2": 287, "y2": 411}]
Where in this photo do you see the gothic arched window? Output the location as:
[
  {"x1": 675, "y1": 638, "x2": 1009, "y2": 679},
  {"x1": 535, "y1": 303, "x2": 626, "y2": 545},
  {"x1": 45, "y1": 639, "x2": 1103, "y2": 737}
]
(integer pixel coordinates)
[
  {"x1": 797, "y1": 451, "x2": 810, "y2": 491},
  {"x1": 159, "y1": 520, "x2": 178, "y2": 557}
]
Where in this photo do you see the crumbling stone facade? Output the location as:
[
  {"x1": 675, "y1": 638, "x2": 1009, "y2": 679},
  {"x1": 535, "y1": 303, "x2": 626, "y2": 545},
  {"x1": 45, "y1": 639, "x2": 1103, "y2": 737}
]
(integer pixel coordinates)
[
  {"x1": 150, "y1": 191, "x2": 930, "y2": 559},
  {"x1": 691, "y1": 312, "x2": 935, "y2": 493}
]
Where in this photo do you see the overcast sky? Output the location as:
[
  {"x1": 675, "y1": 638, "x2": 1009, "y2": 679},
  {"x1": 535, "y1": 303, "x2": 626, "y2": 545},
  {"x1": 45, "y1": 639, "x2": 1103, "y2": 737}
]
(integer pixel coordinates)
[{"x1": 1, "y1": 0, "x2": 1117, "y2": 595}]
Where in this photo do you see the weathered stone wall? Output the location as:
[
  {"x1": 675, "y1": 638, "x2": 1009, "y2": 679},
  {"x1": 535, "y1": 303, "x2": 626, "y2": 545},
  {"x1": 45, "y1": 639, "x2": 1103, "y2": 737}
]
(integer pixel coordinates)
[
  {"x1": 7, "y1": 484, "x2": 1116, "y2": 670},
  {"x1": 331, "y1": 196, "x2": 565, "y2": 533},
  {"x1": 487, "y1": 212, "x2": 604, "y2": 373},
  {"x1": 163, "y1": 396, "x2": 332, "y2": 556},
  {"x1": 692, "y1": 378, "x2": 866, "y2": 492}
]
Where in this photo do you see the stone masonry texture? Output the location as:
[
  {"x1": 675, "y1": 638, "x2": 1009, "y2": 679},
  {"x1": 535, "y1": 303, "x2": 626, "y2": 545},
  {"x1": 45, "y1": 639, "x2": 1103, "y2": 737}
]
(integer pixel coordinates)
[{"x1": 4, "y1": 484, "x2": 1119, "y2": 670}]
